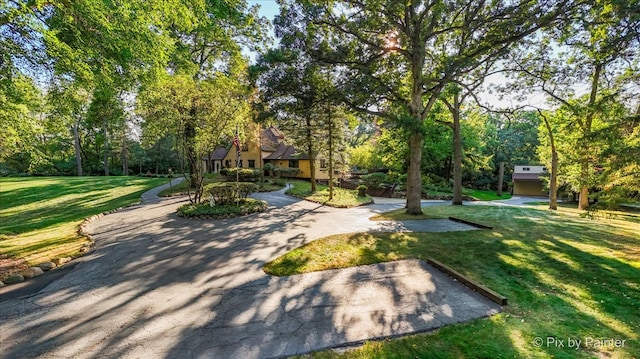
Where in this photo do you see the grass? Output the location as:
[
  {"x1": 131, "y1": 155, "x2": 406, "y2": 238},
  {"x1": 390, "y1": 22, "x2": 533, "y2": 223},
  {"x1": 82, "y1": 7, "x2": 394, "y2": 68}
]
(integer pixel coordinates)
[
  {"x1": 466, "y1": 188, "x2": 512, "y2": 201},
  {"x1": 423, "y1": 186, "x2": 512, "y2": 201},
  {"x1": 158, "y1": 175, "x2": 221, "y2": 197},
  {"x1": 177, "y1": 198, "x2": 268, "y2": 218},
  {"x1": 158, "y1": 176, "x2": 285, "y2": 197},
  {"x1": 286, "y1": 180, "x2": 373, "y2": 208},
  {"x1": 265, "y1": 204, "x2": 640, "y2": 358},
  {"x1": 0, "y1": 176, "x2": 167, "y2": 268},
  {"x1": 369, "y1": 208, "x2": 445, "y2": 221}
]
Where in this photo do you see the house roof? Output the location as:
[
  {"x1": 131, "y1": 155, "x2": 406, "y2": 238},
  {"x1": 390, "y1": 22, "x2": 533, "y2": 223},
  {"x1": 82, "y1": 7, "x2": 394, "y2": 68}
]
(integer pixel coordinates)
[
  {"x1": 261, "y1": 126, "x2": 286, "y2": 152},
  {"x1": 512, "y1": 173, "x2": 543, "y2": 181},
  {"x1": 263, "y1": 143, "x2": 309, "y2": 160},
  {"x1": 210, "y1": 147, "x2": 229, "y2": 160}
]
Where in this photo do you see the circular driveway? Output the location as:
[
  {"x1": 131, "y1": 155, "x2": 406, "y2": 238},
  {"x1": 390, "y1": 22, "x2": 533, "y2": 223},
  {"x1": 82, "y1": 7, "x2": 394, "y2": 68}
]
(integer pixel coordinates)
[{"x1": 0, "y1": 184, "x2": 500, "y2": 359}]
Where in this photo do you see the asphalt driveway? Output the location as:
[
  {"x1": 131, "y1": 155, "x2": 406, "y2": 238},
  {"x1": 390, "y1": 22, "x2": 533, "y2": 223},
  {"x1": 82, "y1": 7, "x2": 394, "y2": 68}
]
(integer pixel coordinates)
[{"x1": 0, "y1": 183, "x2": 500, "y2": 359}]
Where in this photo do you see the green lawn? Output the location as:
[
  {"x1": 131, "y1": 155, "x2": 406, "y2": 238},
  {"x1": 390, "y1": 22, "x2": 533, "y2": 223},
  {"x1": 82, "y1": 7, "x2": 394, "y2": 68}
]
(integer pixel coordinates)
[
  {"x1": 423, "y1": 186, "x2": 512, "y2": 201},
  {"x1": 466, "y1": 188, "x2": 512, "y2": 201},
  {"x1": 158, "y1": 176, "x2": 285, "y2": 197},
  {"x1": 0, "y1": 176, "x2": 166, "y2": 268},
  {"x1": 265, "y1": 205, "x2": 640, "y2": 358},
  {"x1": 286, "y1": 180, "x2": 373, "y2": 207}
]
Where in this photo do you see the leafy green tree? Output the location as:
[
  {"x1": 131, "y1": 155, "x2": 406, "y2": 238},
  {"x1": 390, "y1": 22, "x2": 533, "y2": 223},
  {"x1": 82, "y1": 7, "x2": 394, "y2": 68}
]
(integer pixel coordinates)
[
  {"x1": 255, "y1": 48, "x2": 338, "y2": 193},
  {"x1": 511, "y1": 0, "x2": 640, "y2": 209},
  {"x1": 138, "y1": 74, "x2": 249, "y2": 202},
  {"x1": 0, "y1": 73, "x2": 43, "y2": 172},
  {"x1": 281, "y1": 0, "x2": 577, "y2": 213},
  {"x1": 348, "y1": 143, "x2": 384, "y2": 171}
]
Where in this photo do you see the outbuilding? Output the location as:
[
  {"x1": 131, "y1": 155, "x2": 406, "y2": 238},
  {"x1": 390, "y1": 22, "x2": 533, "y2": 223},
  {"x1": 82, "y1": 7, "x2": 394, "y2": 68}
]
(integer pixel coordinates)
[{"x1": 512, "y1": 165, "x2": 548, "y2": 196}]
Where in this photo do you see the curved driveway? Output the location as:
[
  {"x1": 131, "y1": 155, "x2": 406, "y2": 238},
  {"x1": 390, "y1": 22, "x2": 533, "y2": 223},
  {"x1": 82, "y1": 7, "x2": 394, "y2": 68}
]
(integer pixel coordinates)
[{"x1": 0, "y1": 183, "x2": 500, "y2": 359}]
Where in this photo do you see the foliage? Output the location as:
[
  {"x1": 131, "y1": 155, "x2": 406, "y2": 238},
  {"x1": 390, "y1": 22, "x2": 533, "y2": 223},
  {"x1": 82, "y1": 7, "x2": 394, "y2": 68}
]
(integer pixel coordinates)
[
  {"x1": 280, "y1": 0, "x2": 577, "y2": 214},
  {"x1": 176, "y1": 198, "x2": 267, "y2": 219},
  {"x1": 0, "y1": 176, "x2": 166, "y2": 267},
  {"x1": 356, "y1": 185, "x2": 368, "y2": 197},
  {"x1": 0, "y1": 0, "x2": 267, "y2": 180},
  {"x1": 138, "y1": 74, "x2": 250, "y2": 203},
  {"x1": 347, "y1": 142, "x2": 384, "y2": 171},
  {"x1": 205, "y1": 182, "x2": 258, "y2": 205},
  {"x1": 274, "y1": 166, "x2": 300, "y2": 178},
  {"x1": 361, "y1": 172, "x2": 391, "y2": 190},
  {"x1": 510, "y1": 0, "x2": 640, "y2": 209},
  {"x1": 222, "y1": 168, "x2": 261, "y2": 182},
  {"x1": 264, "y1": 204, "x2": 640, "y2": 358}
]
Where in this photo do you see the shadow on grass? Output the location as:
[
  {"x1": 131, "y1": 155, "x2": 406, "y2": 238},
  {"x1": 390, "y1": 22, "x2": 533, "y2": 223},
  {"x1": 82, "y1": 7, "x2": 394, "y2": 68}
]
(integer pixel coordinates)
[{"x1": 1, "y1": 199, "x2": 637, "y2": 358}]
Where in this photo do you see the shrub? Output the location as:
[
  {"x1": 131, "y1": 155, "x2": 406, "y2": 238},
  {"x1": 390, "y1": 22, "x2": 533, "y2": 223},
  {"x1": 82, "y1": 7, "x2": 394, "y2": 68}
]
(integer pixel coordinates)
[
  {"x1": 205, "y1": 182, "x2": 258, "y2": 205},
  {"x1": 264, "y1": 163, "x2": 276, "y2": 177},
  {"x1": 224, "y1": 168, "x2": 261, "y2": 182},
  {"x1": 362, "y1": 172, "x2": 390, "y2": 189},
  {"x1": 357, "y1": 184, "x2": 368, "y2": 197},
  {"x1": 177, "y1": 198, "x2": 268, "y2": 219},
  {"x1": 274, "y1": 167, "x2": 300, "y2": 178}
]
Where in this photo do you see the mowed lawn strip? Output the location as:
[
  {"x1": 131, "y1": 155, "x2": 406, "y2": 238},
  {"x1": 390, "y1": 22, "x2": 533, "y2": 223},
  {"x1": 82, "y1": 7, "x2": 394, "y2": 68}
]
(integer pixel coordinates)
[
  {"x1": 265, "y1": 205, "x2": 640, "y2": 358},
  {"x1": 0, "y1": 176, "x2": 167, "y2": 266},
  {"x1": 286, "y1": 180, "x2": 373, "y2": 208}
]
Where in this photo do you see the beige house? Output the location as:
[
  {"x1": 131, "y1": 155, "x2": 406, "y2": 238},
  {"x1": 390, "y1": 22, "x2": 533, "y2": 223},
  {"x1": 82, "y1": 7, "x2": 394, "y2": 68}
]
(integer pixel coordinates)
[
  {"x1": 205, "y1": 125, "x2": 329, "y2": 180},
  {"x1": 512, "y1": 165, "x2": 548, "y2": 196}
]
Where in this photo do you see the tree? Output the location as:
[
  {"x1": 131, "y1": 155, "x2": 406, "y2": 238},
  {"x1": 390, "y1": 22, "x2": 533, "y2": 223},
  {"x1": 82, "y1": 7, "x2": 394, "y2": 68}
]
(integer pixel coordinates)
[
  {"x1": 538, "y1": 110, "x2": 559, "y2": 210},
  {"x1": 511, "y1": 0, "x2": 640, "y2": 209},
  {"x1": 281, "y1": 0, "x2": 577, "y2": 214},
  {"x1": 255, "y1": 49, "x2": 338, "y2": 193},
  {"x1": 47, "y1": 81, "x2": 92, "y2": 176},
  {"x1": 138, "y1": 74, "x2": 249, "y2": 203}
]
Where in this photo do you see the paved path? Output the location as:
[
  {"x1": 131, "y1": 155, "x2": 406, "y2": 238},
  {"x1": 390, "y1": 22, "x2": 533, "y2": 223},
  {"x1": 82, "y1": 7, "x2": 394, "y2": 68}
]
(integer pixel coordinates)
[{"x1": 0, "y1": 184, "x2": 500, "y2": 359}]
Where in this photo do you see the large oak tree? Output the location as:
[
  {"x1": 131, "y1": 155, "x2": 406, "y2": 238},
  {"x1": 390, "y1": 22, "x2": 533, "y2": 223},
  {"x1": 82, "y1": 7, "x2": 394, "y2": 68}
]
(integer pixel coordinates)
[{"x1": 277, "y1": 0, "x2": 579, "y2": 213}]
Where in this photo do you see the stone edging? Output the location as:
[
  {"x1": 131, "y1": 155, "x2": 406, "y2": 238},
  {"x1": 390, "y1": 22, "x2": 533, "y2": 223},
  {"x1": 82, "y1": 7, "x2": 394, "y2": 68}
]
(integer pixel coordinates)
[{"x1": 0, "y1": 200, "x2": 143, "y2": 288}]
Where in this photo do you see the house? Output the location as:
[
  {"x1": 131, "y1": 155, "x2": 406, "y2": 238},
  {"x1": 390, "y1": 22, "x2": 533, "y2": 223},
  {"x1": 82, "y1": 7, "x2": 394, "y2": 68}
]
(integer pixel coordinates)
[
  {"x1": 512, "y1": 165, "x2": 548, "y2": 196},
  {"x1": 263, "y1": 142, "x2": 329, "y2": 180},
  {"x1": 206, "y1": 125, "x2": 329, "y2": 180}
]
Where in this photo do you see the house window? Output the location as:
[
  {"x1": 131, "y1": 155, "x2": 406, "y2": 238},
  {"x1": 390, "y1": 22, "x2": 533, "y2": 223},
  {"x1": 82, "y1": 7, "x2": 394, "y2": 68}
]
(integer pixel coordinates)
[
  {"x1": 225, "y1": 160, "x2": 231, "y2": 167},
  {"x1": 242, "y1": 143, "x2": 249, "y2": 152},
  {"x1": 320, "y1": 159, "x2": 327, "y2": 169},
  {"x1": 238, "y1": 160, "x2": 243, "y2": 167},
  {"x1": 289, "y1": 160, "x2": 299, "y2": 168},
  {"x1": 248, "y1": 160, "x2": 255, "y2": 168}
]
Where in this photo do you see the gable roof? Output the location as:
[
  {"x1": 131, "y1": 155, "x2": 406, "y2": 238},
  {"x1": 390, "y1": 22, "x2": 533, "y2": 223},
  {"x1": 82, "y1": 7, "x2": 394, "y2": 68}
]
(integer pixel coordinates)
[
  {"x1": 261, "y1": 126, "x2": 286, "y2": 152},
  {"x1": 263, "y1": 143, "x2": 309, "y2": 160},
  {"x1": 210, "y1": 147, "x2": 229, "y2": 160}
]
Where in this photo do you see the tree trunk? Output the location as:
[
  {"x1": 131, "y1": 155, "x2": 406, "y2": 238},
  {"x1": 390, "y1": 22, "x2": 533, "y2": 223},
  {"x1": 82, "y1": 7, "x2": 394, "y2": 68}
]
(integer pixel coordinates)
[
  {"x1": 549, "y1": 150, "x2": 558, "y2": 210},
  {"x1": 103, "y1": 120, "x2": 109, "y2": 176},
  {"x1": 121, "y1": 140, "x2": 129, "y2": 176},
  {"x1": 497, "y1": 162, "x2": 505, "y2": 197},
  {"x1": 577, "y1": 63, "x2": 602, "y2": 210},
  {"x1": 578, "y1": 165, "x2": 590, "y2": 210},
  {"x1": 406, "y1": 131, "x2": 424, "y2": 214},
  {"x1": 452, "y1": 93, "x2": 463, "y2": 205},
  {"x1": 185, "y1": 110, "x2": 201, "y2": 203},
  {"x1": 540, "y1": 110, "x2": 558, "y2": 210},
  {"x1": 73, "y1": 120, "x2": 83, "y2": 176},
  {"x1": 306, "y1": 116, "x2": 316, "y2": 192},
  {"x1": 328, "y1": 106, "x2": 334, "y2": 200}
]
